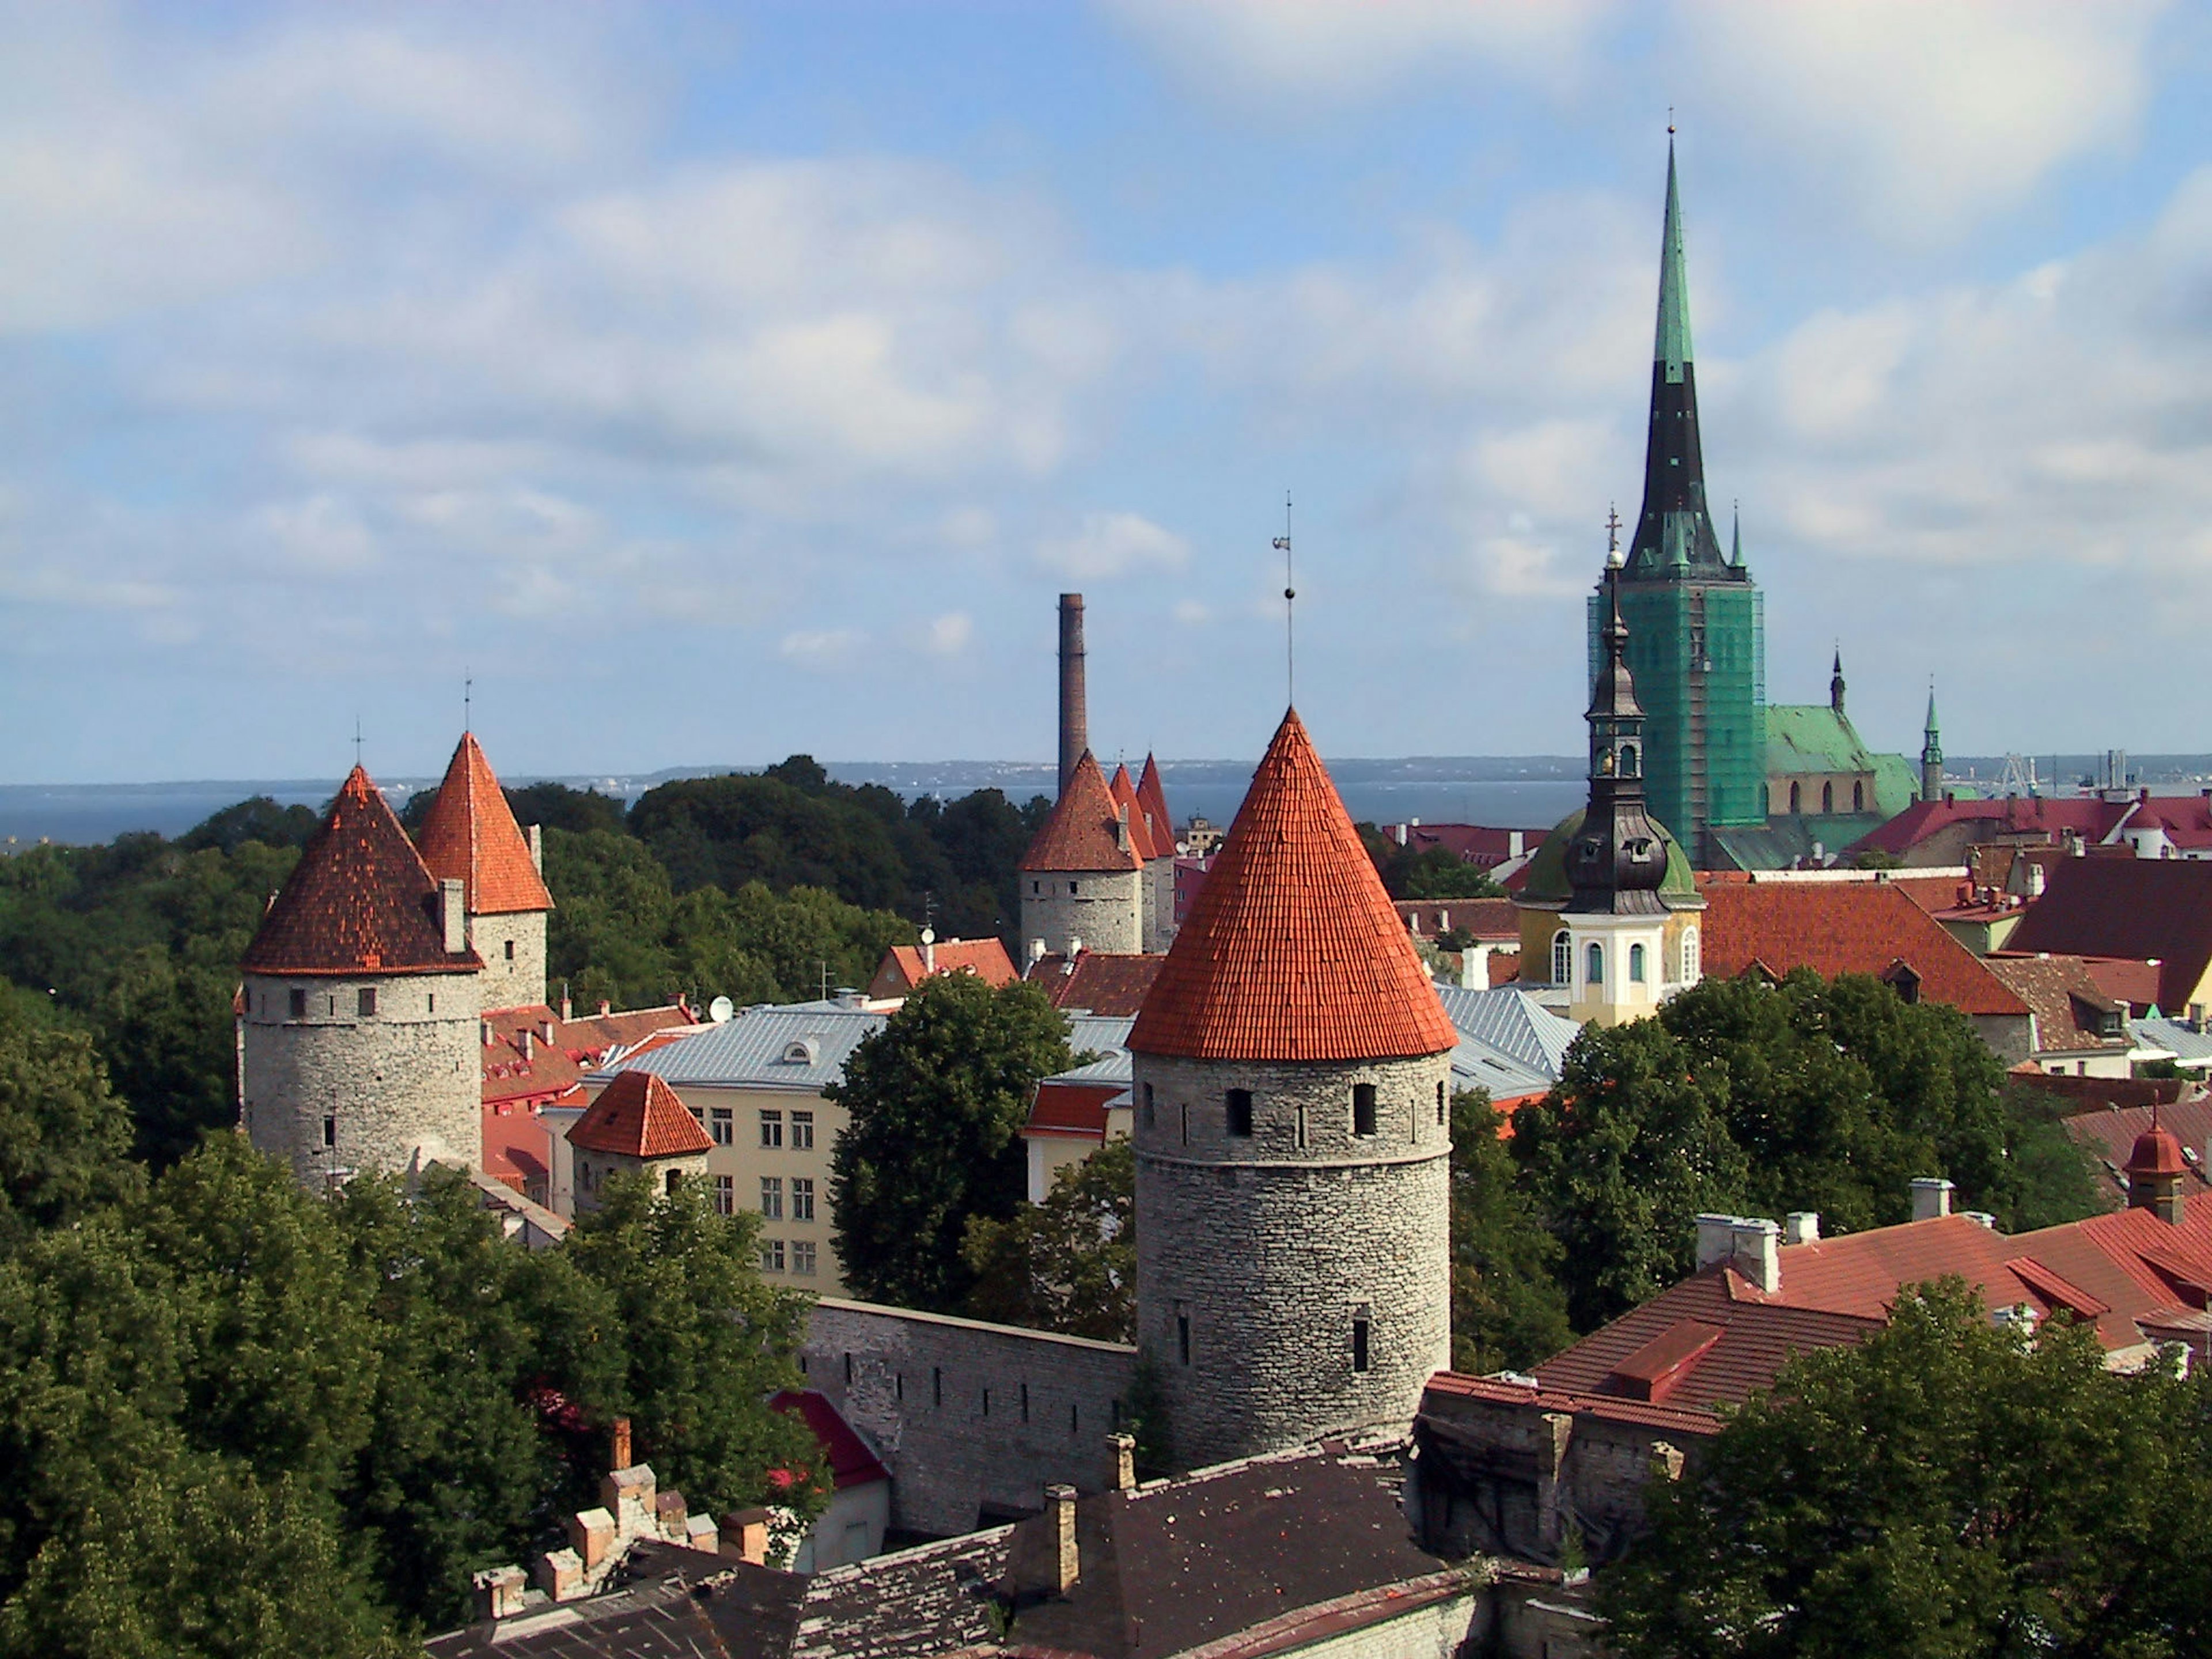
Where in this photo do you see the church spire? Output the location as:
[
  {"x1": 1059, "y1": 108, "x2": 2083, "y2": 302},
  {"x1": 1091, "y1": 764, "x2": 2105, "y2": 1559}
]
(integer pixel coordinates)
[
  {"x1": 1567, "y1": 558, "x2": 1669, "y2": 915},
  {"x1": 1626, "y1": 138, "x2": 1730, "y2": 578},
  {"x1": 1830, "y1": 647, "x2": 1846, "y2": 713},
  {"x1": 1921, "y1": 683, "x2": 1944, "y2": 802}
]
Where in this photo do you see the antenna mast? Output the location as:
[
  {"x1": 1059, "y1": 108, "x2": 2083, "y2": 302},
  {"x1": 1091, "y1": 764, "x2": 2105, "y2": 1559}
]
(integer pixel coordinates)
[
  {"x1": 464, "y1": 667, "x2": 472, "y2": 732},
  {"x1": 1271, "y1": 493, "x2": 1295, "y2": 704}
]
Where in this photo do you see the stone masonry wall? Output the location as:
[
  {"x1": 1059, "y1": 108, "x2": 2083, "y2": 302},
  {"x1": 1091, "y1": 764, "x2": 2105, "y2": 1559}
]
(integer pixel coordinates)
[
  {"x1": 469, "y1": 910, "x2": 547, "y2": 1012},
  {"x1": 1021, "y1": 869, "x2": 1142, "y2": 958},
  {"x1": 801, "y1": 1298, "x2": 1137, "y2": 1539},
  {"x1": 1133, "y1": 1051, "x2": 1452, "y2": 1470},
  {"x1": 1142, "y1": 856, "x2": 1176, "y2": 955},
  {"x1": 241, "y1": 970, "x2": 482, "y2": 1183}
]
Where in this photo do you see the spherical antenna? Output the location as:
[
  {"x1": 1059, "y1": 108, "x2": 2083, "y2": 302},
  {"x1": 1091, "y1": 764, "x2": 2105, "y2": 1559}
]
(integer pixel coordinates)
[
  {"x1": 708, "y1": 995, "x2": 735, "y2": 1024},
  {"x1": 920, "y1": 926, "x2": 935, "y2": 946}
]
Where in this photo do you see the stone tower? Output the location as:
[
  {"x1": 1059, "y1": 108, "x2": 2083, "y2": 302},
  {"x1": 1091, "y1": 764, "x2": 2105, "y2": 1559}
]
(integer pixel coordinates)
[
  {"x1": 1128, "y1": 709, "x2": 1457, "y2": 1469},
  {"x1": 240, "y1": 766, "x2": 484, "y2": 1185},
  {"x1": 1135, "y1": 753, "x2": 1180, "y2": 953},
  {"x1": 566, "y1": 1070, "x2": 713, "y2": 1210},
  {"x1": 414, "y1": 732, "x2": 554, "y2": 1009},
  {"x1": 1921, "y1": 687, "x2": 1944, "y2": 803},
  {"x1": 1601, "y1": 139, "x2": 1764, "y2": 865},
  {"x1": 1019, "y1": 751, "x2": 1143, "y2": 958}
]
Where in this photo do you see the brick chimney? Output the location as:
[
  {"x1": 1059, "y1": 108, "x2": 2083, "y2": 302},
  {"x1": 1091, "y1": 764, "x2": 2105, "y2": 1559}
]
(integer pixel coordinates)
[
  {"x1": 1047, "y1": 1484, "x2": 1079, "y2": 1593},
  {"x1": 1058, "y1": 594, "x2": 1087, "y2": 798},
  {"x1": 441, "y1": 877, "x2": 467, "y2": 954},
  {"x1": 1108, "y1": 1431, "x2": 1137, "y2": 1494},
  {"x1": 1911, "y1": 1177, "x2": 1954, "y2": 1221},
  {"x1": 611, "y1": 1416, "x2": 632, "y2": 1473}
]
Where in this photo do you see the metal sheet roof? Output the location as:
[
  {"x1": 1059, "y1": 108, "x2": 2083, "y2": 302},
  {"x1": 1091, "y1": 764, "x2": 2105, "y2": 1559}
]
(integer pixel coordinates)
[{"x1": 1435, "y1": 985, "x2": 1581, "y2": 1078}]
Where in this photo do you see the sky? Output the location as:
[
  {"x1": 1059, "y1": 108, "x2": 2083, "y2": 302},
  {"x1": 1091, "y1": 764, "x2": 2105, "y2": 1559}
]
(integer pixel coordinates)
[{"x1": 5, "y1": 0, "x2": 2212, "y2": 784}]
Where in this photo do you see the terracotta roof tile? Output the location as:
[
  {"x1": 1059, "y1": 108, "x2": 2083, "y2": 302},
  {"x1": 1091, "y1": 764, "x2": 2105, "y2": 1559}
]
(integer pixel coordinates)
[
  {"x1": 566, "y1": 1069, "x2": 713, "y2": 1158},
  {"x1": 241, "y1": 767, "x2": 482, "y2": 978},
  {"x1": 1982, "y1": 953, "x2": 2128, "y2": 1055},
  {"x1": 2006, "y1": 858, "x2": 2212, "y2": 1017},
  {"x1": 1137, "y1": 754, "x2": 1175, "y2": 861},
  {"x1": 865, "y1": 938, "x2": 1018, "y2": 1001},
  {"x1": 1107, "y1": 763, "x2": 1161, "y2": 861},
  {"x1": 1019, "y1": 752, "x2": 1143, "y2": 873},
  {"x1": 414, "y1": 733, "x2": 555, "y2": 916},
  {"x1": 1697, "y1": 879, "x2": 2029, "y2": 1017},
  {"x1": 1130, "y1": 709, "x2": 1456, "y2": 1062},
  {"x1": 1024, "y1": 1080, "x2": 1128, "y2": 1139},
  {"x1": 1031, "y1": 951, "x2": 1165, "y2": 1017},
  {"x1": 2062, "y1": 1097, "x2": 2212, "y2": 1199}
]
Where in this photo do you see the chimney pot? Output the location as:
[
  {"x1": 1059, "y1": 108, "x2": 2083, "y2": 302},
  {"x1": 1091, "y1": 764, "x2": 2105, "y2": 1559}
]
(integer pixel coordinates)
[
  {"x1": 1109, "y1": 1432, "x2": 1137, "y2": 1494},
  {"x1": 1910, "y1": 1176, "x2": 1955, "y2": 1221},
  {"x1": 1694, "y1": 1214, "x2": 1738, "y2": 1270},
  {"x1": 529, "y1": 823, "x2": 544, "y2": 873},
  {"x1": 441, "y1": 877, "x2": 467, "y2": 954},
  {"x1": 612, "y1": 1416, "x2": 632, "y2": 1473},
  {"x1": 1730, "y1": 1218, "x2": 1781, "y2": 1294},
  {"x1": 720, "y1": 1507, "x2": 772, "y2": 1567},
  {"x1": 1048, "y1": 1483, "x2": 1079, "y2": 1593},
  {"x1": 1783, "y1": 1211, "x2": 1821, "y2": 1245},
  {"x1": 473, "y1": 1565, "x2": 528, "y2": 1621}
]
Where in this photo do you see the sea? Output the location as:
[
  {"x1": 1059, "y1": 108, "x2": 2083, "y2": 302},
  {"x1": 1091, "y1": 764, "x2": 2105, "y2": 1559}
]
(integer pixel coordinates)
[{"x1": 2, "y1": 753, "x2": 2205, "y2": 849}]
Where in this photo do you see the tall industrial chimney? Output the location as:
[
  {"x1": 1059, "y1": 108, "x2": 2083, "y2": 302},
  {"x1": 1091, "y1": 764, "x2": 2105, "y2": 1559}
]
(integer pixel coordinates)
[{"x1": 1058, "y1": 593, "x2": 1087, "y2": 797}]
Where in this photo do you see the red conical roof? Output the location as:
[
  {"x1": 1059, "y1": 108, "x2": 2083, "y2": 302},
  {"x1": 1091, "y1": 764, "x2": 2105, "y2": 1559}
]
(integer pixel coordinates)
[
  {"x1": 1107, "y1": 763, "x2": 1158, "y2": 859},
  {"x1": 1130, "y1": 709, "x2": 1455, "y2": 1062},
  {"x1": 1019, "y1": 752, "x2": 1143, "y2": 873},
  {"x1": 2128, "y1": 1124, "x2": 2186, "y2": 1180},
  {"x1": 241, "y1": 767, "x2": 482, "y2": 977},
  {"x1": 415, "y1": 733, "x2": 554, "y2": 916},
  {"x1": 569, "y1": 1070, "x2": 713, "y2": 1158},
  {"x1": 1136, "y1": 753, "x2": 1175, "y2": 861}
]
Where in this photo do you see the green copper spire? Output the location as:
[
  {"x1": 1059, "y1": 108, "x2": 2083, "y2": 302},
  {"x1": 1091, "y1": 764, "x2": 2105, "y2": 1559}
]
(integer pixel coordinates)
[
  {"x1": 1925, "y1": 686, "x2": 1940, "y2": 737},
  {"x1": 1921, "y1": 683, "x2": 1944, "y2": 802},
  {"x1": 1654, "y1": 139, "x2": 1692, "y2": 385}
]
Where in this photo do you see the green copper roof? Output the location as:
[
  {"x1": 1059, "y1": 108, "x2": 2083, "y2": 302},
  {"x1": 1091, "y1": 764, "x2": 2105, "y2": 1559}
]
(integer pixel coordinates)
[
  {"x1": 1654, "y1": 141, "x2": 1692, "y2": 384},
  {"x1": 1519, "y1": 806, "x2": 1699, "y2": 907},
  {"x1": 1925, "y1": 687, "x2": 1940, "y2": 738}
]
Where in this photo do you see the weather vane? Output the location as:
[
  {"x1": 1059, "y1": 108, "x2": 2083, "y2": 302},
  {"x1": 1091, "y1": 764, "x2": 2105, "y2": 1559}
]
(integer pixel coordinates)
[
  {"x1": 1271, "y1": 493, "x2": 1295, "y2": 703},
  {"x1": 464, "y1": 668, "x2": 472, "y2": 732}
]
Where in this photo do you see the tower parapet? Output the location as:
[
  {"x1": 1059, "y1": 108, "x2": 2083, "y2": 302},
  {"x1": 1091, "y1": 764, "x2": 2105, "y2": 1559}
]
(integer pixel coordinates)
[{"x1": 1128, "y1": 709, "x2": 1455, "y2": 1468}]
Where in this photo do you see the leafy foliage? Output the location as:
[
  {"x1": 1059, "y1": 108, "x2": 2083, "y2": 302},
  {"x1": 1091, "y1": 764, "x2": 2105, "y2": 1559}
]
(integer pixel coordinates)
[
  {"x1": 1354, "y1": 823, "x2": 1504, "y2": 899},
  {"x1": 1603, "y1": 1279, "x2": 2212, "y2": 1658},
  {"x1": 963, "y1": 1138, "x2": 1136, "y2": 1342},
  {"x1": 829, "y1": 975, "x2": 1075, "y2": 1313},
  {"x1": 1512, "y1": 971, "x2": 2099, "y2": 1331},
  {"x1": 1446, "y1": 1090, "x2": 1573, "y2": 1372}
]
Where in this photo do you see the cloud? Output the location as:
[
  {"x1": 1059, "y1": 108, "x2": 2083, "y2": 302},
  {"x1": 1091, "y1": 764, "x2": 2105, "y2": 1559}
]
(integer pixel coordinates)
[
  {"x1": 925, "y1": 612, "x2": 972, "y2": 656},
  {"x1": 1173, "y1": 599, "x2": 1210, "y2": 626},
  {"x1": 252, "y1": 493, "x2": 377, "y2": 573},
  {"x1": 1036, "y1": 512, "x2": 1191, "y2": 579},
  {"x1": 779, "y1": 628, "x2": 865, "y2": 668}
]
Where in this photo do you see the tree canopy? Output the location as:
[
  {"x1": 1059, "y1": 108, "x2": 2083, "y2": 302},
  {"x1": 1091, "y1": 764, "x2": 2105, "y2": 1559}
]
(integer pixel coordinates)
[
  {"x1": 829, "y1": 974, "x2": 1075, "y2": 1313},
  {"x1": 1355, "y1": 824, "x2": 1505, "y2": 900},
  {"x1": 963, "y1": 1137, "x2": 1135, "y2": 1343},
  {"x1": 1446, "y1": 1089, "x2": 1574, "y2": 1373},
  {"x1": 1512, "y1": 971, "x2": 2105, "y2": 1331},
  {"x1": 1603, "y1": 1279, "x2": 2212, "y2": 1658}
]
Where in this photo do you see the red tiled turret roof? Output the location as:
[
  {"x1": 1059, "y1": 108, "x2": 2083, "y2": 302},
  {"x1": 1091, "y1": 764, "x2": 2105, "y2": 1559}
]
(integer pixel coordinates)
[
  {"x1": 1107, "y1": 763, "x2": 1159, "y2": 859},
  {"x1": 2128, "y1": 1123, "x2": 2187, "y2": 1180},
  {"x1": 240, "y1": 767, "x2": 482, "y2": 978},
  {"x1": 1130, "y1": 708, "x2": 1455, "y2": 1062},
  {"x1": 1137, "y1": 754, "x2": 1175, "y2": 862},
  {"x1": 1020, "y1": 751, "x2": 1143, "y2": 873},
  {"x1": 415, "y1": 732, "x2": 554, "y2": 916},
  {"x1": 567, "y1": 1069, "x2": 713, "y2": 1158}
]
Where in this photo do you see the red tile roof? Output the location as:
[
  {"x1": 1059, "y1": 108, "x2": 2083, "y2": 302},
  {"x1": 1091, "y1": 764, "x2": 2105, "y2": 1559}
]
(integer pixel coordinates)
[
  {"x1": 414, "y1": 732, "x2": 555, "y2": 916},
  {"x1": 865, "y1": 938, "x2": 1018, "y2": 1002},
  {"x1": 1025, "y1": 1080, "x2": 1128, "y2": 1140},
  {"x1": 2128, "y1": 1123, "x2": 2187, "y2": 1179},
  {"x1": 1019, "y1": 752, "x2": 1143, "y2": 874},
  {"x1": 771, "y1": 1391, "x2": 888, "y2": 1490},
  {"x1": 566, "y1": 1069, "x2": 713, "y2": 1158},
  {"x1": 2062, "y1": 1096, "x2": 2212, "y2": 1199},
  {"x1": 1136, "y1": 754, "x2": 1175, "y2": 862},
  {"x1": 1130, "y1": 709, "x2": 1456, "y2": 1062},
  {"x1": 1696, "y1": 878, "x2": 2029, "y2": 1018},
  {"x1": 2081, "y1": 956, "x2": 2165, "y2": 1013},
  {"x1": 1029, "y1": 951, "x2": 1166, "y2": 1017},
  {"x1": 479, "y1": 1001, "x2": 703, "y2": 1110},
  {"x1": 241, "y1": 767, "x2": 482, "y2": 978},
  {"x1": 1394, "y1": 897, "x2": 1520, "y2": 941},
  {"x1": 1107, "y1": 763, "x2": 1163, "y2": 861},
  {"x1": 2005, "y1": 857, "x2": 2212, "y2": 1017},
  {"x1": 1980, "y1": 953, "x2": 2128, "y2": 1055}
]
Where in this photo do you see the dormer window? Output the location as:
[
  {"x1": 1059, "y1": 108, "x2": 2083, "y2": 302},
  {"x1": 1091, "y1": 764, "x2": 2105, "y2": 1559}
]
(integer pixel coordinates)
[{"x1": 781, "y1": 1038, "x2": 820, "y2": 1066}]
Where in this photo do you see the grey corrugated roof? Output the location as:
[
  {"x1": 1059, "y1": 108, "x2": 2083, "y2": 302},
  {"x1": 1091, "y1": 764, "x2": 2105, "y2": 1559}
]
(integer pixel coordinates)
[
  {"x1": 593, "y1": 1005, "x2": 887, "y2": 1090},
  {"x1": 2131, "y1": 1018, "x2": 2212, "y2": 1066},
  {"x1": 1051, "y1": 1016, "x2": 1137, "y2": 1083},
  {"x1": 1435, "y1": 984, "x2": 1581, "y2": 1078}
]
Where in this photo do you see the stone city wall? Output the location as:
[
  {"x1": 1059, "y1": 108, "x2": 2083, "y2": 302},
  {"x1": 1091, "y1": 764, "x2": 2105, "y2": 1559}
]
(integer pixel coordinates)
[
  {"x1": 1132, "y1": 1050, "x2": 1452, "y2": 1469},
  {"x1": 801, "y1": 1298, "x2": 1137, "y2": 1539},
  {"x1": 241, "y1": 970, "x2": 482, "y2": 1183},
  {"x1": 469, "y1": 910, "x2": 548, "y2": 1012}
]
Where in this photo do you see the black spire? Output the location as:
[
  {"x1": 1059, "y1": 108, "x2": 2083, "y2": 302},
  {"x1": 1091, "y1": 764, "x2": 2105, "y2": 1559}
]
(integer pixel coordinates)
[
  {"x1": 1567, "y1": 546, "x2": 1671, "y2": 914},
  {"x1": 1830, "y1": 647, "x2": 1846, "y2": 713},
  {"x1": 1626, "y1": 141, "x2": 1732, "y2": 579}
]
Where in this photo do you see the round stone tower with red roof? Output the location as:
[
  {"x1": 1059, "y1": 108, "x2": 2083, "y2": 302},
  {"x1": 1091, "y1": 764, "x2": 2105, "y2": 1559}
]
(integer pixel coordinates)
[
  {"x1": 414, "y1": 732, "x2": 554, "y2": 1009},
  {"x1": 1019, "y1": 751, "x2": 1144, "y2": 958},
  {"x1": 239, "y1": 766, "x2": 485, "y2": 1184},
  {"x1": 1128, "y1": 709, "x2": 1457, "y2": 1468}
]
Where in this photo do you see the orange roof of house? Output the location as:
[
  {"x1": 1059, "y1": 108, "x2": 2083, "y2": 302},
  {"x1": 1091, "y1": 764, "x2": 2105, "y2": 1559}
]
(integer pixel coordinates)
[
  {"x1": 1137, "y1": 754, "x2": 1175, "y2": 862},
  {"x1": 1697, "y1": 879, "x2": 2029, "y2": 1018},
  {"x1": 1130, "y1": 708, "x2": 1456, "y2": 1062},
  {"x1": 566, "y1": 1069, "x2": 713, "y2": 1158},
  {"x1": 414, "y1": 732, "x2": 554, "y2": 916},
  {"x1": 1107, "y1": 764, "x2": 1157, "y2": 859},
  {"x1": 241, "y1": 767, "x2": 482, "y2": 978},
  {"x1": 865, "y1": 938, "x2": 1020, "y2": 1001},
  {"x1": 1031, "y1": 950, "x2": 1166, "y2": 1017},
  {"x1": 1020, "y1": 751, "x2": 1143, "y2": 873}
]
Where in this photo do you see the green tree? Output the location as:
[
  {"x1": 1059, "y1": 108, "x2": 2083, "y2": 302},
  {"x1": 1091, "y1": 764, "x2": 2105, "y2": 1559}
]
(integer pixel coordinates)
[
  {"x1": 962, "y1": 1138, "x2": 1135, "y2": 1342},
  {"x1": 502, "y1": 781, "x2": 627, "y2": 836},
  {"x1": 1512, "y1": 1018, "x2": 1748, "y2": 1331},
  {"x1": 177, "y1": 796, "x2": 321, "y2": 854},
  {"x1": 829, "y1": 975, "x2": 1074, "y2": 1312},
  {"x1": 1447, "y1": 1090, "x2": 1573, "y2": 1372},
  {"x1": 563, "y1": 1172, "x2": 823, "y2": 1522},
  {"x1": 1603, "y1": 1279, "x2": 2212, "y2": 1658},
  {"x1": 0, "y1": 994, "x2": 141, "y2": 1251},
  {"x1": 1997, "y1": 1082, "x2": 2112, "y2": 1232}
]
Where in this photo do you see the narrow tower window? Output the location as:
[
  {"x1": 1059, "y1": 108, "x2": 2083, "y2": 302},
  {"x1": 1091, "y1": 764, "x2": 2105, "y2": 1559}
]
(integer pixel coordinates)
[
  {"x1": 1551, "y1": 931, "x2": 1570, "y2": 986},
  {"x1": 1142, "y1": 1082, "x2": 1155, "y2": 1129},
  {"x1": 357, "y1": 986, "x2": 377, "y2": 1017},
  {"x1": 1790, "y1": 781, "x2": 1802, "y2": 815},
  {"x1": 323, "y1": 1115, "x2": 336, "y2": 1149},
  {"x1": 1352, "y1": 1084, "x2": 1378, "y2": 1138},
  {"x1": 933, "y1": 1367, "x2": 943, "y2": 1408},
  {"x1": 1822, "y1": 782, "x2": 1834, "y2": 814},
  {"x1": 1176, "y1": 1303, "x2": 1191, "y2": 1366},
  {"x1": 1352, "y1": 1318, "x2": 1371, "y2": 1373},
  {"x1": 1436, "y1": 1081, "x2": 1448, "y2": 1126},
  {"x1": 290, "y1": 988, "x2": 308, "y2": 1019},
  {"x1": 1225, "y1": 1088, "x2": 1253, "y2": 1137},
  {"x1": 1630, "y1": 943, "x2": 1647, "y2": 983},
  {"x1": 1586, "y1": 942, "x2": 1605, "y2": 987},
  {"x1": 1180, "y1": 1104, "x2": 1189, "y2": 1147},
  {"x1": 1683, "y1": 927, "x2": 1700, "y2": 981}
]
